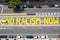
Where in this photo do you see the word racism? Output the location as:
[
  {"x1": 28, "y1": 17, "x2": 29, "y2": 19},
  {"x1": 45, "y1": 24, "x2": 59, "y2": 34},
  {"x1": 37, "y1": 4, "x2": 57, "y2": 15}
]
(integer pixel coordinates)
[{"x1": 0, "y1": 17, "x2": 59, "y2": 25}]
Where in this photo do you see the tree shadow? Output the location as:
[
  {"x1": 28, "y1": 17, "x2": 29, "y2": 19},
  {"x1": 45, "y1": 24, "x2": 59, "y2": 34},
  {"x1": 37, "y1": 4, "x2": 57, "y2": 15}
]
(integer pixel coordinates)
[{"x1": 13, "y1": 8, "x2": 24, "y2": 13}]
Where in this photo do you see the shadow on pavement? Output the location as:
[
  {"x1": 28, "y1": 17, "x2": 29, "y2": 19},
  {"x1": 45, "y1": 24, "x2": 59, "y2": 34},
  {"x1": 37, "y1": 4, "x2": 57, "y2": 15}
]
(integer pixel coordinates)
[{"x1": 13, "y1": 8, "x2": 24, "y2": 13}]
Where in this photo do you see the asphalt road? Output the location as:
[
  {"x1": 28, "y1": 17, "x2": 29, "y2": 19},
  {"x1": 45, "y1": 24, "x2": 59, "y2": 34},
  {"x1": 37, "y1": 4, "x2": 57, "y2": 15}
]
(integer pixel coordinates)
[
  {"x1": 24, "y1": 8, "x2": 60, "y2": 13},
  {"x1": 0, "y1": 26, "x2": 60, "y2": 38},
  {"x1": 0, "y1": 7, "x2": 60, "y2": 38},
  {"x1": 0, "y1": 8, "x2": 60, "y2": 13}
]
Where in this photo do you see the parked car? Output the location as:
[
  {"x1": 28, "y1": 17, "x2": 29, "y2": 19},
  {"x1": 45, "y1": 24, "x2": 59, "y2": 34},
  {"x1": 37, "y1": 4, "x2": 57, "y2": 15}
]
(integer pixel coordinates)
[
  {"x1": 36, "y1": 5, "x2": 42, "y2": 8},
  {"x1": 25, "y1": 35, "x2": 38, "y2": 39},
  {"x1": 22, "y1": 5, "x2": 27, "y2": 8},
  {"x1": 55, "y1": 5, "x2": 60, "y2": 8},
  {"x1": 9, "y1": 35, "x2": 16, "y2": 38},
  {"x1": 40, "y1": 35, "x2": 48, "y2": 39},
  {"x1": 28, "y1": 5, "x2": 34, "y2": 8},
  {"x1": 26, "y1": 35, "x2": 34, "y2": 39},
  {"x1": 0, "y1": 35, "x2": 7, "y2": 38},
  {"x1": 33, "y1": 36, "x2": 38, "y2": 39},
  {"x1": 48, "y1": 4, "x2": 55, "y2": 8},
  {"x1": 17, "y1": 36, "x2": 23, "y2": 38}
]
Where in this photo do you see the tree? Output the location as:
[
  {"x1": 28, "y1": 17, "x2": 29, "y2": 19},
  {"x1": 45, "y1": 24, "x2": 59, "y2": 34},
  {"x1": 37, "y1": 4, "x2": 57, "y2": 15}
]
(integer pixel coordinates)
[{"x1": 9, "y1": 0, "x2": 22, "y2": 8}]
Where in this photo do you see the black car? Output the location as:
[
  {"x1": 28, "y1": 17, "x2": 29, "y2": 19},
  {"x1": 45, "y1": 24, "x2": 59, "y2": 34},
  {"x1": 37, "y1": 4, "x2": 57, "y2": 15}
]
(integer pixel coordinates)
[
  {"x1": 28, "y1": 5, "x2": 34, "y2": 8},
  {"x1": 48, "y1": 4, "x2": 55, "y2": 8},
  {"x1": 26, "y1": 35, "x2": 34, "y2": 39},
  {"x1": 0, "y1": 35, "x2": 7, "y2": 38},
  {"x1": 9, "y1": 35, "x2": 16, "y2": 38},
  {"x1": 36, "y1": 5, "x2": 42, "y2": 8}
]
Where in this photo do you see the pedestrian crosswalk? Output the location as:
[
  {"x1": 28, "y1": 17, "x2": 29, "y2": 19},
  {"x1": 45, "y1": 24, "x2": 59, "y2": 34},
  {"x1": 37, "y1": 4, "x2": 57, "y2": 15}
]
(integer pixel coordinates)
[{"x1": 36, "y1": 12, "x2": 60, "y2": 16}]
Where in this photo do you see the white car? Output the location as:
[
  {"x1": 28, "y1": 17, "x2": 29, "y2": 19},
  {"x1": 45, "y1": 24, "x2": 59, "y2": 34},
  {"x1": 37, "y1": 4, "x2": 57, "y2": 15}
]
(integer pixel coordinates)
[
  {"x1": 17, "y1": 36, "x2": 21, "y2": 38},
  {"x1": 55, "y1": 5, "x2": 58, "y2": 7},
  {"x1": 55, "y1": 5, "x2": 60, "y2": 8},
  {"x1": 40, "y1": 35, "x2": 48, "y2": 39},
  {"x1": 34, "y1": 36, "x2": 38, "y2": 39}
]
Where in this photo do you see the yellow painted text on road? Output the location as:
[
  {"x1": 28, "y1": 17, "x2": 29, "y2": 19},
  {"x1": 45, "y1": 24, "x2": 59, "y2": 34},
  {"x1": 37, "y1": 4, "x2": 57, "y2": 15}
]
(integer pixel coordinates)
[
  {"x1": 0, "y1": 17, "x2": 59, "y2": 25},
  {"x1": 44, "y1": 17, "x2": 59, "y2": 24}
]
